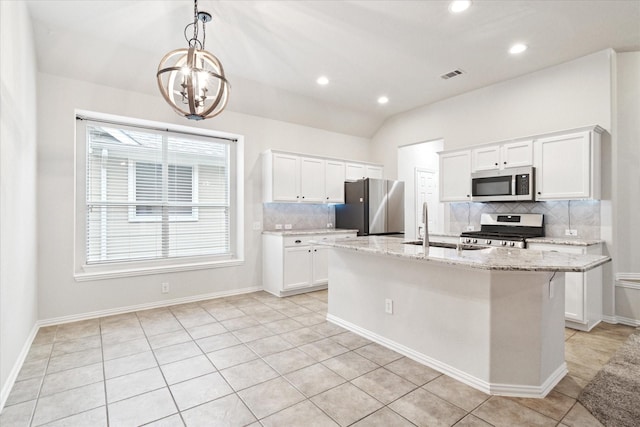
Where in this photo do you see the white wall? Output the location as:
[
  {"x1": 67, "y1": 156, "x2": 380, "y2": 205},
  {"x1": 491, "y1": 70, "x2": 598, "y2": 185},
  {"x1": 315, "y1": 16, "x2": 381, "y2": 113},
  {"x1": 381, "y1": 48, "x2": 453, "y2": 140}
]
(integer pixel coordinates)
[
  {"x1": 0, "y1": 1, "x2": 39, "y2": 407},
  {"x1": 372, "y1": 50, "x2": 613, "y2": 180},
  {"x1": 614, "y1": 52, "x2": 640, "y2": 324},
  {"x1": 371, "y1": 50, "x2": 617, "y2": 318},
  {"x1": 36, "y1": 73, "x2": 371, "y2": 321}
]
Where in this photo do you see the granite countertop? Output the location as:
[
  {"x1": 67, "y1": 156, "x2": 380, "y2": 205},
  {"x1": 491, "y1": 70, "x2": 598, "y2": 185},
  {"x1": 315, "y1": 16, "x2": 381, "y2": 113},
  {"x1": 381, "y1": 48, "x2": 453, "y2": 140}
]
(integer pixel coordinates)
[
  {"x1": 525, "y1": 237, "x2": 604, "y2": 246},
  {"x1": 313, "y1": 235, "x2": 610, "y2": 272},
  {"x1": 262, "y1": 228, "x2": 358, "y2": 236}
]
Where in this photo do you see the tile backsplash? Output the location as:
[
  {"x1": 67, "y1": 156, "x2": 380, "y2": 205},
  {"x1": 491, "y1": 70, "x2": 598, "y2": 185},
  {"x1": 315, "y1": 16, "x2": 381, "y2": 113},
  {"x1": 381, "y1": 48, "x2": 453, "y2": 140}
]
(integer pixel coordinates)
[
  {"x1": 449, "y1": 200, "x2": 601, "y2": 239},
  {"x1": 263, "y1": 203, "x2": 335, "y2": 231}
]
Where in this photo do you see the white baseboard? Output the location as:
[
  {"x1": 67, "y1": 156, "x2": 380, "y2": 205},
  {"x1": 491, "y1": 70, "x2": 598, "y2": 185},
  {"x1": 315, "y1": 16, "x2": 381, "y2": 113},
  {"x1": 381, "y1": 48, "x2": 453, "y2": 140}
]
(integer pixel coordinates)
[
  {"x1": 327, "y1": 314, "x2": 564, "y2": 398},
  {"x1": 615, "y1": 316, "x2": 640, "y2": 327},
  {"x1": 38, "y1": 286, "x2": 262, "y2": 327},
  {"x1": 1, "y1": 286, "x2": 261, "y2": 413},
  {"x1": 0, "y1": 323, "x2": 39, "y2": 413},
  {"x1": 616, "y1": 273, "x2": 640, "y2": 290}
]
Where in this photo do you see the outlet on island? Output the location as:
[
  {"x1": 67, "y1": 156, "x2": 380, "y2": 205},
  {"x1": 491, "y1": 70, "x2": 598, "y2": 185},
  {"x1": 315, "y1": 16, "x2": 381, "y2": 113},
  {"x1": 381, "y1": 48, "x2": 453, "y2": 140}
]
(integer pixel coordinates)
[
  {"x1": 565, "y1": 229, "x2": 578, "y2": 236},
  {"x1": 161, "y1": 282, "x2": 170, "y2": 294},
  {"x1": 385, "y1": 298, "x2": 393, "y2": 314}
]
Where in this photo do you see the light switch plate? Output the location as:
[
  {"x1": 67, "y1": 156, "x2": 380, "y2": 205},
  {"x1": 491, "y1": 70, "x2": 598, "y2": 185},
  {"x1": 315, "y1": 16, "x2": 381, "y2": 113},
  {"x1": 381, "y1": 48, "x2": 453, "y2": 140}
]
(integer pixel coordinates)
[{"x1": 284, "y1": 224, "x2": 292, "y2": 230}]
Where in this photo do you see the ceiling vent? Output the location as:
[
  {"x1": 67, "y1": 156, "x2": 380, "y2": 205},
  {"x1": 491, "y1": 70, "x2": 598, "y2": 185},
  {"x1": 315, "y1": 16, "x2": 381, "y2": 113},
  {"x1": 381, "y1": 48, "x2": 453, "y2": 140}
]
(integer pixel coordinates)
[{"x1": 440, "y1": 69, "x2": 465, "y2": 80}]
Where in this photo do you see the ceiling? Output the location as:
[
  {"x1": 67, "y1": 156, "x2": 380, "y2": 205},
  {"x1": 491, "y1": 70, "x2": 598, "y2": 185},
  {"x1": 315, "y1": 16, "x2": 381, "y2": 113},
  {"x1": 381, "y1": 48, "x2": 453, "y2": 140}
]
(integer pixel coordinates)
[{"x1": 26, "y1": 1, "x2": 640, "y2": 137}]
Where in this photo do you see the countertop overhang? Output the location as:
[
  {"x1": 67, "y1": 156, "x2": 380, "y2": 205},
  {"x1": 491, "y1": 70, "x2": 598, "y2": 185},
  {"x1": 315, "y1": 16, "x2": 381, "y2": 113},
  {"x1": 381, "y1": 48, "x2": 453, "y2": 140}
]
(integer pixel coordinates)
[{"x1": 314, "y1": 236, "x2": 610, "y2": 272}]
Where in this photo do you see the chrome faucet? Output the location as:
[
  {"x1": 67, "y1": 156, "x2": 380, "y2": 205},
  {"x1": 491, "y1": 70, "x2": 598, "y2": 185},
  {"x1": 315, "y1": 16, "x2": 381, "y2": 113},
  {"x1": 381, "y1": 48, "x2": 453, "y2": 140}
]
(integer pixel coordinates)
[{"x1": 422, "y1": 202, "x2": 429, "y2": 250}]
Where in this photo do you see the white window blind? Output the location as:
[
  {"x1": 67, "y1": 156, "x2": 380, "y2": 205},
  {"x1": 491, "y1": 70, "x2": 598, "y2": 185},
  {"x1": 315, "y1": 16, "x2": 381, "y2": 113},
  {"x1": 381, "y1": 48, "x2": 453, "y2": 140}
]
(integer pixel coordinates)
[{"x1": 84, "y1": 121, "x2": 231, "y2": 264}]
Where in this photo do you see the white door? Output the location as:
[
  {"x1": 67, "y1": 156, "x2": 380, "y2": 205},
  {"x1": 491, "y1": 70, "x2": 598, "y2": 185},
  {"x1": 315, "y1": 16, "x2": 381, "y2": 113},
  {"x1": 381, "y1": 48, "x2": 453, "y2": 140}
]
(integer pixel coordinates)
[
  {"x1": 272, "y1": 153, "x2": 300, "y2": 202},
  {"x1": 325, "y1": 160, "x2": 345, "y2": 203},
  {"x1": 311, "y1": 246, "x2": 329, "y2": 285},
  {"x1": 415, "y1": 168, "x2": 438, "y2": 238},
  {"x1": 299, "y1": 157, "x2": 325, "y2": 202},
  {"x1": 283, "y1": 246, "x2": 312, "y2": 290}
]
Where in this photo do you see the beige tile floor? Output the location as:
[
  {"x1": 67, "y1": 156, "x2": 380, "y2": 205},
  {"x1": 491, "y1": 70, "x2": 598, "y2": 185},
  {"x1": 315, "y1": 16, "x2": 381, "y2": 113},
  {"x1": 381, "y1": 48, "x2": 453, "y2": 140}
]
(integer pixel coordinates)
[{"x1": 0, "y1": 290, "x2": 635, "y2": 427}]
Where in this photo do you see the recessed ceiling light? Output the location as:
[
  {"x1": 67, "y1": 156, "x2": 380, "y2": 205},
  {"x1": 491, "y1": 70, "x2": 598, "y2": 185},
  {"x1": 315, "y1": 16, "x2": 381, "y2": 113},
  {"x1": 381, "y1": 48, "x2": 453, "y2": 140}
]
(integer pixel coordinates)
[
  {"x1": 377, "y1": 96, "x2": 389, "y2": 105},
  {"x1": 509, "y1": 43, "x2": 528, "y2": 54},
  {"x1": 316, "y1": 76, "x2": 329, "y2": 85},
  {"x1": 449, "y1": 0, "x2": 471, "y2": 13}
]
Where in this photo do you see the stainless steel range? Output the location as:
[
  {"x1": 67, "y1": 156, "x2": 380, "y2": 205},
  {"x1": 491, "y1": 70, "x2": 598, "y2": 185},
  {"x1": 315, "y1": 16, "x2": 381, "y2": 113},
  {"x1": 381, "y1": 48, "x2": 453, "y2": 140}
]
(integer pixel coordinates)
[{"x1": 459, "y1": 213, "x2": 544, "y2": 249}]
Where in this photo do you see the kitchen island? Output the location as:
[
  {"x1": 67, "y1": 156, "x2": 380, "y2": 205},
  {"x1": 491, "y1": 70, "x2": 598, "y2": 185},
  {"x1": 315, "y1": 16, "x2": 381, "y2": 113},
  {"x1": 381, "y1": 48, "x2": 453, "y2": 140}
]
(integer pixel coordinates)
[{"x1": 315, "y1": 236, "x2": 610, "y2": 398}]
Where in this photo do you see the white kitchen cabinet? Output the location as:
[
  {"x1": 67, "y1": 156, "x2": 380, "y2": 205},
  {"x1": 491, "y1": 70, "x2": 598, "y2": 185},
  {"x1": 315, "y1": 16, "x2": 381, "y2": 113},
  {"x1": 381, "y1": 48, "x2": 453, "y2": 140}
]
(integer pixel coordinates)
[
  {"x1": 299, "y1": 156, "x2": 325, "y2": 202},
  {"x1": 534, "y1": 127, "x2": 602, "y2": 200},
  {"x1": 325, "y1": 160, "x2": 346, "y2": 203},
  {"x1": 345, "y1": 162, "x2": 384, "y2": 181},
  {"x1": 264, "y1": 150, "x2": 379, "y2": 203},
  {"x1": 528, "y1": 241, "x2": 603, "y2": 331},
  {"x1": 439, "y1": 150, "x2": 471, "y2": 202},
  {"x1": 263, "y1": 232, "x2": 357, "y2": 297},
  {"x1": 472, "y1": 140, "x2": 533, "y2": 171}
]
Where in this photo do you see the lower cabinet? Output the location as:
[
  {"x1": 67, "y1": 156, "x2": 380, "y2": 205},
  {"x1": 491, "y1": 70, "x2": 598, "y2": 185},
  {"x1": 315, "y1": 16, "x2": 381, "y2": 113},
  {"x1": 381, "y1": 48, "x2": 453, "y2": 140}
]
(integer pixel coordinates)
[
  {"x1": 528, "y1": 242, "x2": 603, "y2": 331},
  {"x1": 263, "y1": 232, "x2": 356, "y2": 297}
]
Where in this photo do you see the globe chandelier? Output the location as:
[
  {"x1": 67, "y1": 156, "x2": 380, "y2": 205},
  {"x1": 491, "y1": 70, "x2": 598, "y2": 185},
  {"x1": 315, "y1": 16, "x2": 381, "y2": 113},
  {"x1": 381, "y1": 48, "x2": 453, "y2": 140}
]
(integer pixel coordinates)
[{"x1": 157, "y1": 0, "x2": 230, "y2": 120}]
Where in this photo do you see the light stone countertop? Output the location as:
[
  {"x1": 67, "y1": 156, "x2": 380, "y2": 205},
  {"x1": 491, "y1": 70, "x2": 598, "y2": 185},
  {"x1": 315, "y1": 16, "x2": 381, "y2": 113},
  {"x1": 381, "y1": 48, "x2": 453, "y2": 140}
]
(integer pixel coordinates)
[
  {"x1": 525, "y1": 237, "x2": 604, "y2": 246},
  {"x1": 313, "y1": 235, "x2": 610, "y2": 272},
  {"x1": 262, "y1": 228, "x2": 358, "y2": 236}
]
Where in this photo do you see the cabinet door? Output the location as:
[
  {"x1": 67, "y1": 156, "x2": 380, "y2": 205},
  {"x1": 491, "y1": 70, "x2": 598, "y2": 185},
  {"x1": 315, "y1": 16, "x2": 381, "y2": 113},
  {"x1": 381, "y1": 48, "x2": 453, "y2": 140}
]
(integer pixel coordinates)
[
  {"x1": 272, "y1": 153, "x2": 300, "y2": 202},
  {"x1": 535, "y1": 131, "x2": 591, "y2": 200},
  {"x1": 472, "y1": 146, "x2": 500, "y2": 171},
  {"x1": 311, "y1": 246, "x2": 329, "y2": 285},
  {"x1": 439, "y1": 150, "x2": 471, "y2": 202},
  {"x1": 300, "y1": 157, "x2": 325, "y2": 202},
  {"x1": 325, "y1": 160, "x2": 345, "y2": 203},
  {"x1": 283, "y1": 246, "x2": 312, "y2": 290},
  {"x1": 565, "y1": 273, "x2": 586, "y2": 322},
  {"x1": 345, "y1": 163, "x2": 366, "y2": 181},
  {"x1": 502, "y1": 140, "x2": 533, "y2": 168},
  {"x1": 365, "y1": 165, "x2": 384, "y2": 179}
]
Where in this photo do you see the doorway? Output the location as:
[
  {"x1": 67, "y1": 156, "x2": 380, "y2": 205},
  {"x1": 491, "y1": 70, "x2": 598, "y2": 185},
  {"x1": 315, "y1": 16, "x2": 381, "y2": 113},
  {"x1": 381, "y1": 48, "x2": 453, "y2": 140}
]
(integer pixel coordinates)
[{"x1": 397, "y1": 139, "x2": 444, "y2": 241}]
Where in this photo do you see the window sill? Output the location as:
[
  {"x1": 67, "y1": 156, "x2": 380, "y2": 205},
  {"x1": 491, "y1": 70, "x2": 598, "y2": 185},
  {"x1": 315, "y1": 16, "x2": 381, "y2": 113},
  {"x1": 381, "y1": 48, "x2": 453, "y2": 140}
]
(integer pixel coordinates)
[{"x1": 74, "y1": 257, "x2": 244, "y2": 281}]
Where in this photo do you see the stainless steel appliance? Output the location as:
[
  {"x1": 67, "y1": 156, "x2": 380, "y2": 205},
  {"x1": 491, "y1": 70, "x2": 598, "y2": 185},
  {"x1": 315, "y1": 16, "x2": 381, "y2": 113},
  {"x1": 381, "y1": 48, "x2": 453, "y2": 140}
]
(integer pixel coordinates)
[
  {"x1": 471, "y1": 166, "x2": 535, "y2": 202},
  {"x1": 460, "y1": 213, "x2": 544, "y2": 248},
  {"x1": 335, "y1": 178, "x2": 404, "y2": 236}
]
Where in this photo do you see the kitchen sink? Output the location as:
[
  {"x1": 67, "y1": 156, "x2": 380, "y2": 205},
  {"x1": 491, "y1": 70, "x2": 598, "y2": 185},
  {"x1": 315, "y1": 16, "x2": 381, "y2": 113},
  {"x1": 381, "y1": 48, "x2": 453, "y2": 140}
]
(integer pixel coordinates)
[{"x1": 403, "y1": 241, "x2": 486, "y2": 250}]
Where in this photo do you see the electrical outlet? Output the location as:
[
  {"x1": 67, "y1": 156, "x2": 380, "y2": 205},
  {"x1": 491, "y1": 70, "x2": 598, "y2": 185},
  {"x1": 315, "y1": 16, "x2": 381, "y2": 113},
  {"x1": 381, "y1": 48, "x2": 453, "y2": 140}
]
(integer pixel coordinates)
[
  {"x1": 275, "y1": 224, "x2": 283, "y2": 230},
  {"x1": 327, "y1": 222, "x2": 333, "y2": 228},
  {"x1": 284, "y1": 224, "x2": 292, "y2": 230},
  {"x1": 565, "y1": 229, "x2": 578, "y2": 236},
  {"x1": 161, "y1": 282, "x2": 170, "y2": 294},
  {"x1": 466, "y1": 225, "x2": 475, "y2": 231},
  {"x1": 385, "y1": 298, "x2": 393, "y2": 314},
  {"x1": 252, "y1": 221, "x2": 262, "y2": 231}
]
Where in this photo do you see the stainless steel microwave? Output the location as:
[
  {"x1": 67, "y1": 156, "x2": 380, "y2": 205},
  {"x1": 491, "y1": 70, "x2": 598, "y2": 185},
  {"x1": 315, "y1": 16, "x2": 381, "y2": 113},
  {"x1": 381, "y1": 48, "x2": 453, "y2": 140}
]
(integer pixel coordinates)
[{"x1": 471, "y1": 166, "x2": 535, "y2": 202}]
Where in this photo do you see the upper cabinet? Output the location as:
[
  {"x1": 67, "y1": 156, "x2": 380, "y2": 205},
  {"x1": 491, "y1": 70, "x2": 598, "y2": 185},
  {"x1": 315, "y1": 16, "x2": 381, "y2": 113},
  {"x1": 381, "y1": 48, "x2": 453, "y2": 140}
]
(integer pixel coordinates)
[
  {"x1": 439, "y1": 150, "x2": 471, "y2": 202},
  {"x1": 534, "y1": 127, "x2": 603, "y2": 200},
  {"x1": 438, "y1": 125, "x2": 604, "y2": 203},
  {"x1": 345, "y1": 162, "x2": 384, "y2": 181},
  {"x1": 263, "y1": 150, "x2": 382, "y2": 203},
  {"x1": 472, "y1": 140, "x2": 533, "y2": 172}
]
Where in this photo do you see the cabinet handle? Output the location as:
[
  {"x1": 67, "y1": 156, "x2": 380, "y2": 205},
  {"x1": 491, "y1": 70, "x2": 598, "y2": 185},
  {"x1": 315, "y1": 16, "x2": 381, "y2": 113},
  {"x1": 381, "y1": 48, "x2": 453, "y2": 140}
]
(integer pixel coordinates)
[
  {"x1": 494, "y1": 162, "x2": 498, "y2": 166},
  {"x1": 295, "y1": 240, "x2": 302, "y2": 244},
  {"x1": 326, "y1": 197, "x2": 329, "y2": 200},
  {"x1": 537, "y1": 192, "x2": 541, "y2": 195},
  {"x1": 504, "y1": 161, "x2": 507, "y2": 165},
  {"x1": 466, "y1": 194, "x2": 470, "y2": 198},
  {"x1": 308, "y1": 249, "x2": 311, "y2": 253},
  {"x1": 302, "y1": 196, "x2": 305, "y2": 199},
  {"x1": 296, "y1": 196, "x2": 300, "y2": 199}
]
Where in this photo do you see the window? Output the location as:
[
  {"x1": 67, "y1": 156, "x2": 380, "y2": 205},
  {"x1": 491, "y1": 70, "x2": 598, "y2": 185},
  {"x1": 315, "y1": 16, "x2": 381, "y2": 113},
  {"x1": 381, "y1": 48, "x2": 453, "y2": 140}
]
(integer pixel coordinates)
[{"x1": 75, "y1": 112, "x2": 244, "y2": 279}]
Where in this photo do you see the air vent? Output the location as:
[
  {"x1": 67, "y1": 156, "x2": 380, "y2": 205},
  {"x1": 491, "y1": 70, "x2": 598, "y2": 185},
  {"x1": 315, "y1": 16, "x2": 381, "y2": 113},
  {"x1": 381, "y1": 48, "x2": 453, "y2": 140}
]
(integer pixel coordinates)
[{"x1": 440, "y1": 69, "x2": 465, "y2": 80}]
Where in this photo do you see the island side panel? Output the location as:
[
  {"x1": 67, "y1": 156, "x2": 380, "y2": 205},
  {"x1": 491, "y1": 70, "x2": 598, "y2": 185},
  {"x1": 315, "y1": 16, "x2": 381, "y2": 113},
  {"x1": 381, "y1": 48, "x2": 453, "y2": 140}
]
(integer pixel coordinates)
[
  {"x1": 327, "y1": 248, "x2": 493, "y2": 387},
  {"x1": 327, "y1": 247, "x2": 567, "y2": 397},
  {"x1": 488, "y1": 270, "x2": 566, "y2": 394}
]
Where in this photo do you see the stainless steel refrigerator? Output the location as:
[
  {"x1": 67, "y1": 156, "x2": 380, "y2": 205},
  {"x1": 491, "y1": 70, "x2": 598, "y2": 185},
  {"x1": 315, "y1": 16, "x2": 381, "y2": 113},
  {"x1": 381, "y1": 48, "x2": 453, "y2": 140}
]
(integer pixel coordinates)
[{"x1": 335, "y1": 178, "x2": 404, "y2": 236}]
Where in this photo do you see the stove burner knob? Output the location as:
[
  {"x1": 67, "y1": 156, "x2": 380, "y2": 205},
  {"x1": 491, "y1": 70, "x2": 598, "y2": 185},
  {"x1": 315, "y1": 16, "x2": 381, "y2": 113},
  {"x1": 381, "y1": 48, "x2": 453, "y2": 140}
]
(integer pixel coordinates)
[
  {"x1": 486, "y1": 240, "x2": 492, "y2": 245},
  {"x1": 465, "y1": 238, "x2": 472, "y2": 244},
  {"x1": 501, "y1": 241, "x2": 507, "y2": 246},
  {"x1": 509, "y1": 242, "x2": 515, "y2": 247},
  {"x1": 472, "y1": 239, "x2": 478, "y2": 244}
]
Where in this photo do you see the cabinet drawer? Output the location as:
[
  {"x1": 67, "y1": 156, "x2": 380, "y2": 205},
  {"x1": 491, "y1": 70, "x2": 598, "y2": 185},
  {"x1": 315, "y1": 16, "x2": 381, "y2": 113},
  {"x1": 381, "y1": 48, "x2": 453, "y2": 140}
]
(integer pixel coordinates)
[{"x1": 283, "y1": 236, "x2": 314, "y2": 247}]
